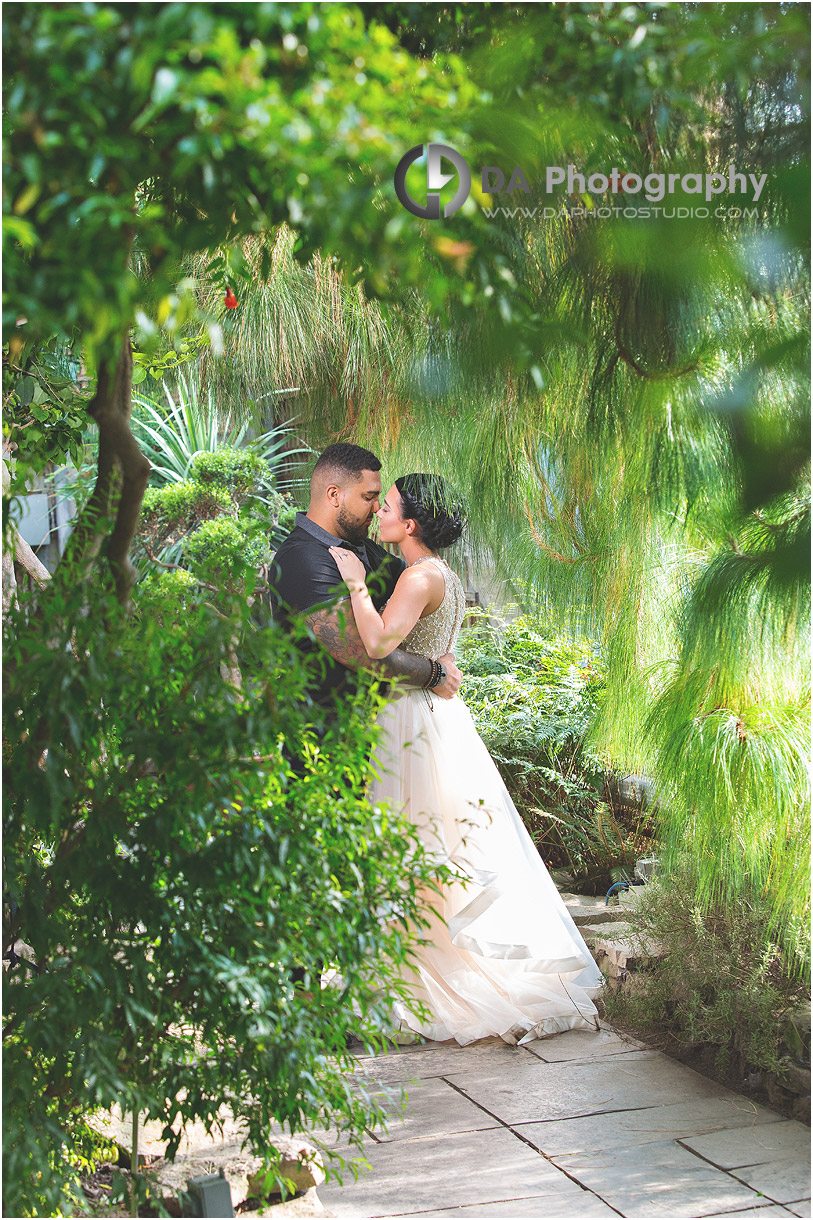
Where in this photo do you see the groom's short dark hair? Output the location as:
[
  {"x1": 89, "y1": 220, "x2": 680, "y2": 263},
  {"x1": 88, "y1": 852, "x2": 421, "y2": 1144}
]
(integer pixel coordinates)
[{"x1": 312, "y1": 442, "x2": 382, "y2": 484}]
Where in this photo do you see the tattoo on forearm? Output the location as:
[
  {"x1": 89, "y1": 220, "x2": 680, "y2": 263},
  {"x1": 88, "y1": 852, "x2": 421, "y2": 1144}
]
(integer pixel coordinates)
[
  {"x1": 385, "y1": 646, "x2": 432, "y2": 685},
  {"x1": 307, "y1": 606, "x2": 369, "y2": 668},
  {"x1": 307, "y1": 607, "x2": 432, "y2": 686}
]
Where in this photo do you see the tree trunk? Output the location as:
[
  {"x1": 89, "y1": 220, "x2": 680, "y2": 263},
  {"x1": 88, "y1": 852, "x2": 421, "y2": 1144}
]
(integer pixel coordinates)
[{"x1": 59, "y1": 335, "x2": 151, "y2": 610}]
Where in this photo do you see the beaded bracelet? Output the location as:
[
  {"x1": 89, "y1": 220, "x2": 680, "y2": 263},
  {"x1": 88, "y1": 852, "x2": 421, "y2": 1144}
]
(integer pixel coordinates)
[{"x1": 425, "y1": 659, "x2": 443, "y2": 690}]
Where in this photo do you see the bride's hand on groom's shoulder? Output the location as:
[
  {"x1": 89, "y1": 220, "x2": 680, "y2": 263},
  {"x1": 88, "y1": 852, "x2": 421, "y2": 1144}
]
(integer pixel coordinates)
[
  {"x1": 329, "y1": 546, "x2": 367, "y2": 594},
  {"x1": 435, "y1": 652, "x2": 462, "y2": 700}
]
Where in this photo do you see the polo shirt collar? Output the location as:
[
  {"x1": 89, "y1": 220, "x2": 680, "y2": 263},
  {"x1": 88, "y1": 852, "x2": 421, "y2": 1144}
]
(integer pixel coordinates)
[{"x1": 294, "y1": 512, "x2": 367, "y2": 558}]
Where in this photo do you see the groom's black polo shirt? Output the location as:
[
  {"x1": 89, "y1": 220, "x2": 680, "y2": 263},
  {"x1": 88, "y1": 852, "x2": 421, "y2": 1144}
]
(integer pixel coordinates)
[{"x1": 268, "y1": 513, "x2": 405, "y2": 707}]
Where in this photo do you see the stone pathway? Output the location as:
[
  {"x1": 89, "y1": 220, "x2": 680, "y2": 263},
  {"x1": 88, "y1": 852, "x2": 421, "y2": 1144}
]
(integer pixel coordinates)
[{"x1": 317, "y1": 1028, "x2": 811, "y2": 1219}]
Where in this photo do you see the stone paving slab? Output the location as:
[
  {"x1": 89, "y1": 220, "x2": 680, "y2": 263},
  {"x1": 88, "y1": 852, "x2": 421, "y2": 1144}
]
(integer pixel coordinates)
[
  {"x1": 545, "y1": 1138, "x2": 769, "y2": 1217},
  {"x1": 395, "y1": 1191, "x2": 620, "y2": 1216},
  {"x1": 445, "y1": 1049, "x2": 743, "y2": 1125},
  {"x1": 353, "y1": 1036, "x2": 527, "y2": 1084},
  {"x1": 702, "y1": 1208, "x2": 800, "y2": 1217},
  {"x1": 317, "y1": 1126, "x2": 582, "y2": 1217},
  {"x1": 518, "y1": 1097, "x2": 784, "y2": 1156},
  {"x1": 783, "y1": 1199, "x2": 812, "y2": 1216},
  {"x1": 362, "y1": 1076, "x2": 501, "y2": 1143},
  {"x1": 679, "y1": 1120, "x2": 810, "y2": 1170},
  {"x1": 317, "y1": 1035, "x2": 811, "y2": 1220},
  {"x1": 729, "y1": 1160, "x2": 812, "y2": 1208},
  {"x1": 523, "y1": 1026, "x2": 648, "y2": 1063},
  {"x1": 560, "y1": 893, "x2": 625, "y2": 926}
]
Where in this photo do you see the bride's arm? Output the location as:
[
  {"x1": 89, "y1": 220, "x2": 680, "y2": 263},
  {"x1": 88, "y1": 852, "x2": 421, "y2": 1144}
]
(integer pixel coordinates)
[{"x1": 329, "y1": 548, "x2": 438, "y2": 658}]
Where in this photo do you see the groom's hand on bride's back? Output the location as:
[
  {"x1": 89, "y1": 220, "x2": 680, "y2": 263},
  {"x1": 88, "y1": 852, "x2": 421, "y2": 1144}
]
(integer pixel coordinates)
[{"x1": 434, "y1": 653, "x2": 462, "y2": 700}]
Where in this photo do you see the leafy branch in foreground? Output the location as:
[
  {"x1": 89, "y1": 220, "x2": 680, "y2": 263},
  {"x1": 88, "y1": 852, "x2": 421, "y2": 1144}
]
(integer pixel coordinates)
[{"x1": 3, "y1": 578, "x2": 449, "y2": 1217}]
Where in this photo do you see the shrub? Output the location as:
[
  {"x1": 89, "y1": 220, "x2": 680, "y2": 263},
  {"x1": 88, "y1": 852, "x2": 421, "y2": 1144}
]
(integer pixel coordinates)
[
  {"x1": 3, "y1": 579, "x2": 449, "y2": 1217},
  {"x1": 602, "y1": 868, "x2": 810, "y2": 1081},
  {"x1": 142, "y1": 480, "x2": 234, "y2": 527},
  {"x1": 136, "y1": 440, "x2": 295, "y2": 590},
  {"x1": 183, "y1": 515, "x2": 270, "y2": 590},
  {"x1": 189, "y1": 448, "x2": 265, "y2": 499},
  {"x1": 457, "y1": 610, "x2": 654, "y2": 886}
]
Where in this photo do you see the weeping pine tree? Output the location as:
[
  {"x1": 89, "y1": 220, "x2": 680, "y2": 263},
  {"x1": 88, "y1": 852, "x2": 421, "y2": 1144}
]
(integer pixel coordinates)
[{"x1": 194, "y1": 5, "x2": 810, "y2": 975}]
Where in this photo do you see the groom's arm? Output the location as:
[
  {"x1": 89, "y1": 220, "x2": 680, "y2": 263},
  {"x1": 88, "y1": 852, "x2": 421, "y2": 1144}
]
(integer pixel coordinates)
[
  {"x1": 306, "y1": 604, "x2": 431, "y2": 684},
  {"x1": 306, "y1": 605, "x2": 461, "y2": 697}
]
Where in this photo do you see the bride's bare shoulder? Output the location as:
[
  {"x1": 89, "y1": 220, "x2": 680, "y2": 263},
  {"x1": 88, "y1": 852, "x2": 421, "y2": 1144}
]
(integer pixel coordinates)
[
  {"x1": 398, "y1": 560, "x2": 445, "y2": 589},
  {"x1": 391, "y1": 559, "x2": 446, "y2": 617}
]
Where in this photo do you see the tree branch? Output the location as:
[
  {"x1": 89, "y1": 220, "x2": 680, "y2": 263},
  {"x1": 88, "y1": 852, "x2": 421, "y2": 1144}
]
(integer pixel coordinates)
[
  {"x1": 89, "y1": 338, "x2": 151, "y2": 608},
  {"x1": 57, "y1": 335, "x2": 151, "y2": 610},
  {"x1": 614, "y1": 313, "x2": 699, "y2": 381},
  {"x1": 14, "y1": 531, "x2": 52, "y2": 588}
]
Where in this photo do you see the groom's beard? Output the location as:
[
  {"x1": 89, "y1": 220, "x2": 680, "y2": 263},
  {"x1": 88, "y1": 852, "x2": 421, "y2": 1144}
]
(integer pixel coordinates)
[{"x1": 337, "y1": 506, "x2": 373, "y2": 547}]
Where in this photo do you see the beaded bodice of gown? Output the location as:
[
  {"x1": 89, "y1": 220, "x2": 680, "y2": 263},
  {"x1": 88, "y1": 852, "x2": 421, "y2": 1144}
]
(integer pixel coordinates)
[{"x1": 400, "y1": 556, "x2": 466, "y2": 661}]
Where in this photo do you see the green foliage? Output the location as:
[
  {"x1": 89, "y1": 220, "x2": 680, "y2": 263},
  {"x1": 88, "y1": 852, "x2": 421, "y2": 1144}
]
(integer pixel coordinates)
[
  {"x1": 2, "y1": 2, "x2": 475, "y2": 356},
  {"x1": 0, "y1": 1101, "x2": 119, "y2": 1220},
  {"x1": 603, "y1": 870, "x2": 811, "y2": 1080},
  {"x1": 132, "y1": 374, "x2": 253, "y2": 486},
  {"x1": 132, "y1": 333, "x2": 211, "y2": 387},
  {"x1": 3, "y1": 339, "x2": 90, "y2": 484},
  {"x1": 143, "y1": 480, "x2": 234, "y2": 526},
  {"x1": 647, "y1": 673, "x2": 810, "y2": 970},
  {"x1": 3, "y1": 579, "x2": 449, "y2": 1217},
  {"x1": 135, "y1": 569, "x2": 201, "y2": 637},
  {"x1": 189, "y1": 449, "x2": 264, "y2": 498},
  {"x1": 455, "y1": 609, "x2": 654, "y2": 885},
  {"x1": 183, "y1": 516, "x2": 269, "y2": 590}
]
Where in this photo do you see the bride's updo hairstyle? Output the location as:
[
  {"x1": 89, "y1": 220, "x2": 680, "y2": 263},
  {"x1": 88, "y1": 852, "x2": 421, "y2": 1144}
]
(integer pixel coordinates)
[{"x1": 394, "y1": 473, "x2": 465, "y2": 551}]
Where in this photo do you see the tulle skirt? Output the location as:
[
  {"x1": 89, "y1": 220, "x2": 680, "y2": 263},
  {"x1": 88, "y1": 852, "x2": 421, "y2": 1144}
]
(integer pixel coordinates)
[{"x1": 370, "y1": 689, "x2": 603, "y2": 1046}]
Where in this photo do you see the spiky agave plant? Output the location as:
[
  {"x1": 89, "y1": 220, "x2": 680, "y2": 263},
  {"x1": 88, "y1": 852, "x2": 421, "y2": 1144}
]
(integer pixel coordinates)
[
  {"x1": 132, "y1": 369, "x2": 307, "y2": 488},
  {"x1": 130, "y1": 369, "x2": 310, "y2": 565}
]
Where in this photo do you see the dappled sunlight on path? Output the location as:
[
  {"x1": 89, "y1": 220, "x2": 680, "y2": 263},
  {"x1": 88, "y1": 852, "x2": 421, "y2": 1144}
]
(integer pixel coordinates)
[{"x1": 317, "y1": 1028, "x2": 810, "y2": 1219}]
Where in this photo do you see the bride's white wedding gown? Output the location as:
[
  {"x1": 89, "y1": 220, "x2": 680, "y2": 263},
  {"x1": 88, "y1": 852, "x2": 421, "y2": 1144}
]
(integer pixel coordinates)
[{"x1": 370, "y1": 555, "x2": 602, "y2": 1046}]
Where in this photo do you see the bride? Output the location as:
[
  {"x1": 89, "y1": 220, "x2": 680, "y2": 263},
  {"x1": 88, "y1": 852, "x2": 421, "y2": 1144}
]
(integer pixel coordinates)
[{"x1": 329, "y1": 473, "x2": 602, "y2": 1046}]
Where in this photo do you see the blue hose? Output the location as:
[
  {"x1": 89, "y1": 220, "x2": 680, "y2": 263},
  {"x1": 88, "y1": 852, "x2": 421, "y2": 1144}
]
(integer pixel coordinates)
[{"x1": 605, "y1": 881, "x2": 630, "y2": 905}]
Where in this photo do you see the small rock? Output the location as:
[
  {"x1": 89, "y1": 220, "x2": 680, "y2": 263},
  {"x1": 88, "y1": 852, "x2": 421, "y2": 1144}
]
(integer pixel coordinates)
[
  {"x1": 550, "y1": 869, "x2": 575, "y2": 890},
  {"x1": 596, "y1": 931, "x2": 664, "y2": 970},
  {"x1": 766, "y1": 1073, "x2": 790, "y2": 1106},
  {"x1": 782, "y1": 1063, "x2": 811, "y2": 1096},
  {"x1": 783, "y1": 1002, "x2": 812, "y2": 1063},
  {"x1": 634, "y1": 856, "x2": 659, "y2": 883}
]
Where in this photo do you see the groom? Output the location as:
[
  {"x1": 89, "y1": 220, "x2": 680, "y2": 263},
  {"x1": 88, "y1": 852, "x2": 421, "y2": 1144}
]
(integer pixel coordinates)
[{"x1": 269, "y1": 442, "x2": 462, "y2": 703}]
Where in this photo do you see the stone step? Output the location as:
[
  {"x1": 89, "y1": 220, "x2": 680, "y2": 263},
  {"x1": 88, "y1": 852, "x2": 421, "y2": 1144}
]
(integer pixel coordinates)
[
  {"x1": 580, "y1": 921, "x2": 634, "y2": 946},
  {"x1": 560, "y1": 893, "x2": 631, "y2": 927},
  {"x1": 581, "y1": 923, "x2": 666, "y2": 976}
]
